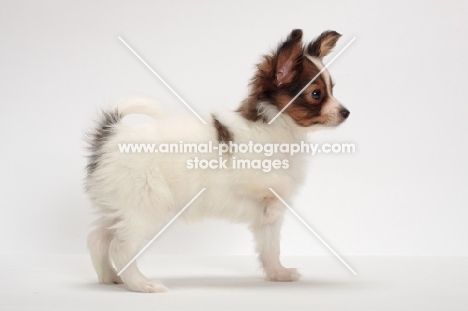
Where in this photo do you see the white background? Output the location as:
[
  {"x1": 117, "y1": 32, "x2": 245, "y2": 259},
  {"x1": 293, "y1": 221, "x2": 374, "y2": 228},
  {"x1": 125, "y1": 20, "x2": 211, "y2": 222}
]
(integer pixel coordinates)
[{"x1": 1, "y1": 0, "x2": 467, "y2": 258}]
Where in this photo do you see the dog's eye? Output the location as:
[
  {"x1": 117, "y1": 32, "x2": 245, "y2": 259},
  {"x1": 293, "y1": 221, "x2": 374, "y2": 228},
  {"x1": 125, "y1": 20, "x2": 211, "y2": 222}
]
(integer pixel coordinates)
[{"x1": 311, "y1": 90, "x2": 321, "y2": 100}]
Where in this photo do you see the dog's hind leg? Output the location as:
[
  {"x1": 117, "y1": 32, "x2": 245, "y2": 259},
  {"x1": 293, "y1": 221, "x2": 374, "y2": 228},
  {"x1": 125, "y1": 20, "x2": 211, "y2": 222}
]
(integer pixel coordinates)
[
  {"x1": 109, "y1": 233, "x2": 168, "y2": 293},
  {"x1": 87, "y1": 225, "x2": 123, "y2": 284}
]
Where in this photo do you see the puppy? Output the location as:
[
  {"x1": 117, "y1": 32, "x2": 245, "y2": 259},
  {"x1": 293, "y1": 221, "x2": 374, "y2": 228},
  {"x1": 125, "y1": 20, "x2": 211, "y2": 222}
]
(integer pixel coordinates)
[{"x1": 86, "y1": 29, "x2": 349, "y2": 293}]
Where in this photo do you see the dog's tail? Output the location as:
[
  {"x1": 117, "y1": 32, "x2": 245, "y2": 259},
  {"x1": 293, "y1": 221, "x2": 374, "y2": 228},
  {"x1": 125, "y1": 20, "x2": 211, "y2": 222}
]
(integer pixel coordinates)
[
  {"x1": 85, "y1": 97, "x2": 163, "y2": 175},
  {"x1": 115, "y1": 97, "x2": 163, "y2": 120}
]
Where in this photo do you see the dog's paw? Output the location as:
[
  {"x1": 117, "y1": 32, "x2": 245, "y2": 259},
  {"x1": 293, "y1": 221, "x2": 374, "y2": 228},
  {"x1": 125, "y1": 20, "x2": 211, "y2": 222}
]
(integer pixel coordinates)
[
  {"x1": 126, "y1": 280, "x2": 168, "y2": 293},
  {"x1": 267, "y1": 268, "x2": 301, "y2": 282}
]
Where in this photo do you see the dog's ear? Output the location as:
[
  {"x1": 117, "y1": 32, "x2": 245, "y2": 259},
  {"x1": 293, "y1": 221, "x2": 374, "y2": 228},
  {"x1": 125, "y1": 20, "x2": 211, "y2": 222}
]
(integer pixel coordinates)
[
  {"x1": 272, "y1": 29, "x2": 304, "y2": 87},
  {"x1": 237, "y1": 30, "x2": 303, "y2": 121},
  {"x1": 307, "y1": 30, "x2": 341, "y2": 59}
]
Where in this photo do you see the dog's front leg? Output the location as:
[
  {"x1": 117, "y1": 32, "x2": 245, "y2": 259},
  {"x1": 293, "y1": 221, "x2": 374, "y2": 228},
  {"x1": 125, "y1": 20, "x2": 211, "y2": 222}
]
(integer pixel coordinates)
[{"x1": 250, "y1": 214, "x2": 301, "y2": 282}]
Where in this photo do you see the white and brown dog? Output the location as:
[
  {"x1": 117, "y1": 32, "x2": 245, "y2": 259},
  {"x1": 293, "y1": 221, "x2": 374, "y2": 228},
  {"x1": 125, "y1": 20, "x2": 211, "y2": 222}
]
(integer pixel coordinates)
[{"x1": 86, "y1": 29, "x2": 349, "y2": 293}]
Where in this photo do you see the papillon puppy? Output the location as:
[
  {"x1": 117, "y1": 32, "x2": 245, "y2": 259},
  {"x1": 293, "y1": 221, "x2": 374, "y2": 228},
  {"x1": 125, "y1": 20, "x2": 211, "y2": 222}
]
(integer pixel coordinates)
[{"x1": 86, "y1": 29, "x2": 350, "y2": 293}]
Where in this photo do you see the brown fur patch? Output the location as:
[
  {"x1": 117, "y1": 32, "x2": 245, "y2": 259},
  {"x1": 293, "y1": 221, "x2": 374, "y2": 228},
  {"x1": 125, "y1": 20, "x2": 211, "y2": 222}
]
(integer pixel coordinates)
[
  {"x1": 237, "y1": 96, "x2": 262, "y2": 122},
  {"x1": 212, "y1": 114, "x2": 234, "y2": 143}
]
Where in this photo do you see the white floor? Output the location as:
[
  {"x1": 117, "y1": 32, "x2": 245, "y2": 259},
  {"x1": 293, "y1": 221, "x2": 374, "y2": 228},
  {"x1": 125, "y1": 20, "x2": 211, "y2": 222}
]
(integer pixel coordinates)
[{"x1": 1, "y1": 255, "x2": 467, "y2": 310}]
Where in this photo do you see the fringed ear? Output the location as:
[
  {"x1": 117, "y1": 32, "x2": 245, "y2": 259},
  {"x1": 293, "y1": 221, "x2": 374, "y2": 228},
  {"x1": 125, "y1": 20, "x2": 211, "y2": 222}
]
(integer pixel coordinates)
[
  {"x1": 307, "y1": 30, "x2": 341, "y2": 59},
  {"x1": 273, "y1": 29, "x2": 304, "y2": 87},
  {"x1": 236, "y1": 29, "x2": 304, "y2": 121}
]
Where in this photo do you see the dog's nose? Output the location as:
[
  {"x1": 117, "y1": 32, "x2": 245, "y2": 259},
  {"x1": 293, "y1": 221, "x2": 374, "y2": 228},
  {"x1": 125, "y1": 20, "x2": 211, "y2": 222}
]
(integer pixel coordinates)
[{"x1": 340, "y1": 109, "x2": 350, "y2": 119}]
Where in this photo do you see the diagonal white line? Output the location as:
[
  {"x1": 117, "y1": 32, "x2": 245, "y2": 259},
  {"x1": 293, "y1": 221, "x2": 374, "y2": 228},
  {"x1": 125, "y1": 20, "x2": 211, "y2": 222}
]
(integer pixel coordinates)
[
  {"x1": 268, "y1": 37, "x2": 356, "y2": 124},
  {"x1": 118, "y1": 36, "x2": 207, "y2": 124},
  {"x1": 268, "y1": 188, "x2": 357, "y2": 275},
  {"x1": 117, "y1": 188, "x2": 206, "y2": 276}
]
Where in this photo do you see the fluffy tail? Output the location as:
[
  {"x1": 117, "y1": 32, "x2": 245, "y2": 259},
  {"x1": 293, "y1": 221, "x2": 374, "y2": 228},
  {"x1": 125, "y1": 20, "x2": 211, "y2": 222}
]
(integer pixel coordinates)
[
  {"x1": 115, "y1": 97, "x2": 163, "y2": 119},
  {"x1": 86, "y1": 97, "x2": 162, "y2": 175}
]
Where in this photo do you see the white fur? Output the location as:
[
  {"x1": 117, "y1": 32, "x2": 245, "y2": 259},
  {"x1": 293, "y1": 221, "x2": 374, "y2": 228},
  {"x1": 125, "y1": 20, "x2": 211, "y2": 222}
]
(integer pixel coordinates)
[{"x1": 86, "y1": 97, "x2": 310, "y2": 292}]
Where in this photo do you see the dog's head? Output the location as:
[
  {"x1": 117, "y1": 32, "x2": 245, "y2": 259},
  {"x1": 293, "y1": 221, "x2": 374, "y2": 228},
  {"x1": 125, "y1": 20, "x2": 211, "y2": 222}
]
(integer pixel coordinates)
[{"x1": 238, "y1": 29, "x2": 349, "y2": 128}]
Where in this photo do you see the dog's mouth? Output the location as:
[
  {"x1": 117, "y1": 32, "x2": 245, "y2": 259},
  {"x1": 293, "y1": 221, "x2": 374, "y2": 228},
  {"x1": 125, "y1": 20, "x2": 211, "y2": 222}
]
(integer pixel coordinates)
[{"x1": 307, "y1": 110, "x2": 350, "y2": 127}]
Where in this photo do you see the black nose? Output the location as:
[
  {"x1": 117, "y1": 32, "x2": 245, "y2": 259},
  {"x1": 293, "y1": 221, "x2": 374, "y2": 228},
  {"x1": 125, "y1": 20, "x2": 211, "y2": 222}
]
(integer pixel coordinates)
[{"x1": 340, "y1": 109, "x2": 350, "y2": 119}]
